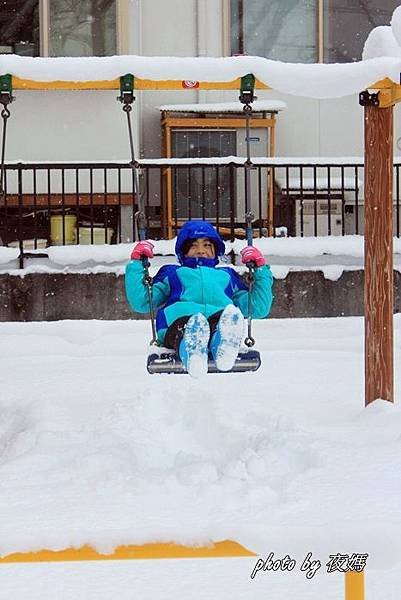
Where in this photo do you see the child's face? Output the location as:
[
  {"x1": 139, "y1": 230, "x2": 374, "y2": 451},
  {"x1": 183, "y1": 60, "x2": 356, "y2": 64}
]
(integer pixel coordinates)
[{"x1": 185, "y1": 238, "x2": 215, "y2": 258}]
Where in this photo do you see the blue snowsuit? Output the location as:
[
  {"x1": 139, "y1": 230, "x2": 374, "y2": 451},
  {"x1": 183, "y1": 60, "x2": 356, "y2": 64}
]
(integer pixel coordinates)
[{"x1": 125, "y1": 221, "x2": 274, "y2": 346}]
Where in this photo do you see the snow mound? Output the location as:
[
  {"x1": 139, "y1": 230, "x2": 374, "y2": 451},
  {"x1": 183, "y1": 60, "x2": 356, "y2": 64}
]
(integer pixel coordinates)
[{"x1": 363, "y1": 5, "x2": 401, "y2": 59}]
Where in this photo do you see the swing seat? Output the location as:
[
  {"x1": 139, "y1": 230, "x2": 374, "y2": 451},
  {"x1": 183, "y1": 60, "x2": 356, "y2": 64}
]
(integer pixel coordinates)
[{"x1": 147, "y1": 348, "x2": 261, "y2": 375}]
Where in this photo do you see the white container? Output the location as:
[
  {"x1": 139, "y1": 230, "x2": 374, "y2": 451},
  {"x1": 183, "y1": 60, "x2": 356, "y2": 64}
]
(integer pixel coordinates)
[{"x1": 78, "y1": 227, "x2": 114, "y2": 245}]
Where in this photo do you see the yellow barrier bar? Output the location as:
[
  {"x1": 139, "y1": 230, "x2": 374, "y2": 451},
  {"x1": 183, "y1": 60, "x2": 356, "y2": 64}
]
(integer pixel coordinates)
[
  {"x1": 12, "y1": 76, "x2": 269, "y2": 91},
  {"x1": 345, "y1": 571, "x2": 365, "y2": 600},
  {"x1": 0, "y1": 540, "x2": 256, "y2": 564}
]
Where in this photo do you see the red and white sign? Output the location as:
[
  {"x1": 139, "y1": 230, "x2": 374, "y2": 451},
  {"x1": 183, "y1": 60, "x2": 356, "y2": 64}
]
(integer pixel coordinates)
[{"x1": 182, "y1": 80, "x2": 199, "y2": 89}]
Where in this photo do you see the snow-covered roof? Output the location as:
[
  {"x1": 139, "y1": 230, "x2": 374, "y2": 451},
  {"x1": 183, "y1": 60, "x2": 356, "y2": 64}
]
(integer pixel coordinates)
[{"x1": 159, "y1": 100, "x2": 286, "y2": 113}]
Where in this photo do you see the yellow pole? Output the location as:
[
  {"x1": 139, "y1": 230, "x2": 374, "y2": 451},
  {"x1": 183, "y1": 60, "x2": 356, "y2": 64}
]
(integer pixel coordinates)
[{"x1": 345, "y1": 572, "x2": 365, "y2": 600}]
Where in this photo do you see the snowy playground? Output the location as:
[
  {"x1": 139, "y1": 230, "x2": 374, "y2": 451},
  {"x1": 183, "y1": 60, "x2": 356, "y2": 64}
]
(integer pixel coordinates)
[
  {"x1": 0, "y1": 314, "x2": 400, "y2": 598},
  {"x1": 3, "y1": 4, "x2": 401, "y2": 598}
]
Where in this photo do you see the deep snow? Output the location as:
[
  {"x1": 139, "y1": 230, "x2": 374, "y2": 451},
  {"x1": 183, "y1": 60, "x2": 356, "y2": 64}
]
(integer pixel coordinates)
[
  {"x1": 0, "y1": 316, "x2": 400, "y2": 560},
  {"x1": 0, "y1": 315, "x2": 400, "y2": 598}
]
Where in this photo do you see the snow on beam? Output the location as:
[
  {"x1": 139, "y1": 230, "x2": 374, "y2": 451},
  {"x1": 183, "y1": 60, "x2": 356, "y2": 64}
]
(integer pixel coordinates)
[{"x1": 1, "y1": 53, "x2": 401, "y2": 99}]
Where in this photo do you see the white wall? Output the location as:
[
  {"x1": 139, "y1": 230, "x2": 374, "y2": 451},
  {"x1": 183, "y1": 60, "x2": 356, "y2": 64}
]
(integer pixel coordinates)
[{"x1": 5, "y1": 90, "x2": 129, "y2": 162}]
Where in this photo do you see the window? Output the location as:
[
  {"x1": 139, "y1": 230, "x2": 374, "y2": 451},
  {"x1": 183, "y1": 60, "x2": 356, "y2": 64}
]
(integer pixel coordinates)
[
  {"x1": 48, "y1": 0, "x2": 117, "y2": 57},
  {"x1": 0, "y1": 1, "x2": 40, "y2": 56},
  {"x1": 230, "y1": 0, "x2": 400, "y2": 63},
  {"x1": 231, "y1": 0, "x2": 317, "y2": 63},
  {"x1": 0, "y1": 0, "x2": 120, "y2": 58},
  {"x1": 172, "y1": 130, "x2": 236, "y2": 219},
  {"x1": 324, "y1": 0, "x2": 399, "y2": 63}
]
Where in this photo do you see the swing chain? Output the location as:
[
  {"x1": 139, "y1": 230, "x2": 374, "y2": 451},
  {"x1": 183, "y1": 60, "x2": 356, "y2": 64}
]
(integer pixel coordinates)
[
  {"x1": 142, "y1": 259, "x2": 158, "y2": 346},
  {"x1": 244, "y1": 264, "x2": 256, "y2": 348},
  {"x1": 117, "y1": 76, "x2": 146, "y2": 243},
  {"x1": 244, "y1": 211, "x2": 256, "y2": 348},
  {"x1": 239, "y1": 75, "x2": 257, "y2": 350},
  {"x1": 0, "y1": 89, "x2": 14, "y2": 196}
]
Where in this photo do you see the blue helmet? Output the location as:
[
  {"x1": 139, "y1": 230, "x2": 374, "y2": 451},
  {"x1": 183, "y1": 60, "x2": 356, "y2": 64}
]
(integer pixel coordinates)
[{"x1": 175, "y1": 220, "x2": 226, "y2": 264}]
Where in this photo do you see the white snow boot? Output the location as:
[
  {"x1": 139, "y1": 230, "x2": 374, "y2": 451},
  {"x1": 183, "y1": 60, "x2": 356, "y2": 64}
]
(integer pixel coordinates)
[
  {"x1": 210, "y1": 305, "x2": 245, "y2": 372},
  {"x1": 179, "y1": 313, "x2": 210, "y2": 378}
]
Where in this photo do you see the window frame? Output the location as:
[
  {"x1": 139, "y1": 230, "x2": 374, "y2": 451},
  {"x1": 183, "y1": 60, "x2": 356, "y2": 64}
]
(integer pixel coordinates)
[
  {"x1": 39, "y1": 0, "x2": 128, "y2": 57},
  {"x1": 227, "y1": 0, "x2": 359, "y2": 64}
]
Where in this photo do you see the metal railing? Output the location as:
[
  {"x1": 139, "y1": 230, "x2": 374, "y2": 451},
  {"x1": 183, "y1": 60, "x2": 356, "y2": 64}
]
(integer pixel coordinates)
[
  {"x1": 138, "y1": 157, "x2": 400, "y2": 239},
  {"x1": 0, "y1": 159, "x2": 400, "y2": 267}
]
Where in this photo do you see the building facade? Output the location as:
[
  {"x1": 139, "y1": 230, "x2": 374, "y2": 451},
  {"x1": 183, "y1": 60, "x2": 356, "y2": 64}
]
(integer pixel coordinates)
[
  {"x1": 1, "y1": 1, "x2": 401, "y2": 246},
  {"x1": 1, "y1": 0, "x2": 400, "y2": 162}
]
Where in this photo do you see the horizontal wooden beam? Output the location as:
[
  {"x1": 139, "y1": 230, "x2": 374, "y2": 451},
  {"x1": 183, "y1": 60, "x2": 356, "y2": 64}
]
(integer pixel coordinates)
[{"x1": 11, "y1": 76, "x2": 270, "y2": 92}]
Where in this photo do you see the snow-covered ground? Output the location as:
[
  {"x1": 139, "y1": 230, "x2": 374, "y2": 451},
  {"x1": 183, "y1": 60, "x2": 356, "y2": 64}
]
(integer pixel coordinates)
[
  {"x1": 0, "y1": 315, "x2": 400, "y2": 598},
  {"x1": 2, "y1": 236, "x2": 401, "y2": 278}
]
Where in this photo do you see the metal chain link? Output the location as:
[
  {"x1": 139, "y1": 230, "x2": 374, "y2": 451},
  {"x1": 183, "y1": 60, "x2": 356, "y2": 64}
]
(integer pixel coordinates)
[
  {"x1": 119, "y1": 90, "x2": 159, "y2": 345},
  {"x1": 142, "y1": 264, "x2": 158, "y2": 345},
  {"x1": 242, "y1": 101, "x2": 256, "y2": 348}
]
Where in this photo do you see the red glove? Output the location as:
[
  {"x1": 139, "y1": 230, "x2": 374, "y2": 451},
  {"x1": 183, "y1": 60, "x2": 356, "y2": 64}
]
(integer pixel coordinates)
[
  {"x1": 130, "y1": 240, "x2": 154, "y2": 260},
  {"x1": 240, "y1": 246, "x2": 265, "y2": 267}
]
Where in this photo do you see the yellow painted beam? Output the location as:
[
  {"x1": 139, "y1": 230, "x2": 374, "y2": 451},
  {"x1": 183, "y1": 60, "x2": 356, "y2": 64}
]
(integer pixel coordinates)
[
  {"x1": 12, "y1": 76, "x2": 120, "y2": 90},
  {"x1": 345, "y1": 571, "x2": 365, "y2": 600},
  {"x1": 12, "y1": 75, "x2": 269, "y2": 91},
  {"x1": 0, "y1": 540, "x2": 256, "y2": 564}
]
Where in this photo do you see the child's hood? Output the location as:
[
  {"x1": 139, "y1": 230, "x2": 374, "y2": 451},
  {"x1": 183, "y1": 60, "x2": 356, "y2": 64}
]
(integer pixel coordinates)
[{"x1": 175, "y1": 220, "x2": 226, "y2": 264}]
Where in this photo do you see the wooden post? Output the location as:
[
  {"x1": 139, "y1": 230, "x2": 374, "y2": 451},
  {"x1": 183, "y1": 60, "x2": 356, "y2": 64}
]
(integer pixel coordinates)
[{"x1": 364, "y1": 101, "x2": 394, "y2": 405}]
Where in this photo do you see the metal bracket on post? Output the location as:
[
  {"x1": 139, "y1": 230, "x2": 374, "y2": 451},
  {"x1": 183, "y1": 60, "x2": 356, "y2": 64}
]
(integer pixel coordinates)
[
  {"x1": 359, "y1": 90, "x2": 380, "y2": 107},
  {"x1": 239, "y1": 73, "x2": 256, "y2": 106},
  {"x1": 0, "y1": 74, "x2": 15, "y2": 108},
  {"x1": 118, "y1": 73, "x2": 135, "y2": 106}
]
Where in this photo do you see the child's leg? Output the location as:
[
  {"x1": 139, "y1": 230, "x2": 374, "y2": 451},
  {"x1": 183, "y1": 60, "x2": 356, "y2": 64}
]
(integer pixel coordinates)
[
  {"x1": 164, "y1": 316, "x2": 192, "y2": 351},
  {"x1": 164, "y1": 315, "x2": 210, "y2": 378},
  {"x1": 209, "y1": 305, "x2": 245, "y2": 371},
  {"x1": 179, "y1": 314, "x2": 210, "y2": 378}
]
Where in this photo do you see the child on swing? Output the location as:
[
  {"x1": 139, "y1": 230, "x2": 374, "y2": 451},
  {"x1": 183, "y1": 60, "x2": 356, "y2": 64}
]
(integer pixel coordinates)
[{"x1": 125, "y1": 220, "x2": 273, "y2": 378}]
